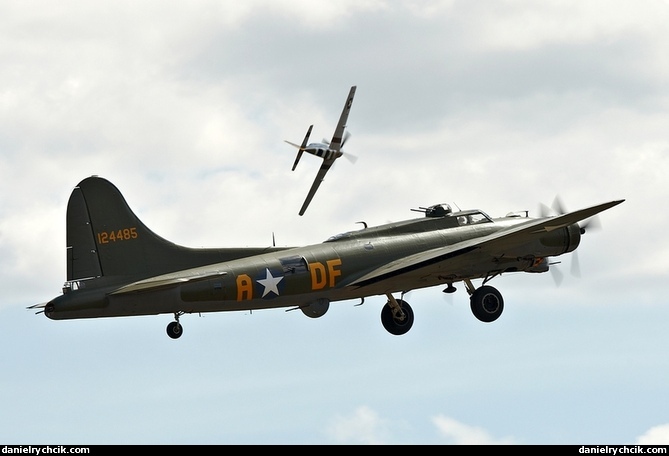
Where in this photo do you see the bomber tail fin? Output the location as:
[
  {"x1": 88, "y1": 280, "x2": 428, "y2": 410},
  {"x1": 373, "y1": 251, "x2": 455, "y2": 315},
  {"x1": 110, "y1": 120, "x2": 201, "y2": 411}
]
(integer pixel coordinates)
[
  {"x1": 66, "y1": 176, "x2": 253, "y2": 285},
  {"x1": 66, "y1": 176, "x2": 190, "y2": 282}
]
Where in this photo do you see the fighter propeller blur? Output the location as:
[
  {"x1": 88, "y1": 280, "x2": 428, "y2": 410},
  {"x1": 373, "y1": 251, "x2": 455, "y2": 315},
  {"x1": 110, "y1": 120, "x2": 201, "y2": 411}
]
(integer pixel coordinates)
[{"x1": 29, "y1": 175, "x2": 623, "y2": 339}]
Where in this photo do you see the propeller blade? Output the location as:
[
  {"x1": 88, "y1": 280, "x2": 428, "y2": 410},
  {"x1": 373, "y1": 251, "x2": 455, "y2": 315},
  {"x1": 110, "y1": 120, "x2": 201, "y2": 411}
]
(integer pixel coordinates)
[
  {"x1": 341, "y1": 131, "x2": 351, "y2": 147},
  {"x1": 552, "y1": 195, "x2": 567, "y2": 215},
  {"x1": 549, "y1": 249, "x2": 582, "y2": 287},
  {"x1": 343, "y1": 152, "x2": 358, "y2": 164},
  {"x1": 540, "y1": 195, "x2": 567, "y2": 217},
  {"x1": 541, "y1": 195, "x2": 604, "y2": 284},
  {"x1": 542, "y1": 195, "x2": 603, "y2": 234},
  {"x1": 570, "y1": 250, "x2": 581, "y2": 278},
  {"x1": 579, "y1": 216, "x2": 602, "y2": 234},
  {"x1": 539, "y1": 203, "x2": 552, "y2": 218},
  {"x1": 550, "y1": 263, "x2": 564, "y2": 287}
]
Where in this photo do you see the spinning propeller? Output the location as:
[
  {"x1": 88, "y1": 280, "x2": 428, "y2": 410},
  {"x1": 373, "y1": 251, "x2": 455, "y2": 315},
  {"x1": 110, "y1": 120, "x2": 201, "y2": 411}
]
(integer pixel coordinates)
[
  {"x1": 322, "y1": 131, "x2": 358, "y2": 164},
  {"x1": 540, "y1": 196, "x2": 603, "y2": 286}
]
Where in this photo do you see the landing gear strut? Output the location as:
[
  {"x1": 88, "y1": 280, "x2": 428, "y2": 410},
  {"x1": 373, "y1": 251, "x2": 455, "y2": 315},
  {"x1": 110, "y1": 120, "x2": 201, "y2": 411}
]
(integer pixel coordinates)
[
  {"x1": 381, "y1": 294, "x2": 414, "y2": 335},
  {"x1": 166, "y1": 312, "x2": 184, "y2": 339}
]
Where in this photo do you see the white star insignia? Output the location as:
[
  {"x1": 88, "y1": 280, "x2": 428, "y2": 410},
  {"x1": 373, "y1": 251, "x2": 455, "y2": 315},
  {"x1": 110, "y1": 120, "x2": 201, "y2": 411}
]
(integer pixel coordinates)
[{"x1": 257, "y1": 268, "x2": 284, "y2": 298}]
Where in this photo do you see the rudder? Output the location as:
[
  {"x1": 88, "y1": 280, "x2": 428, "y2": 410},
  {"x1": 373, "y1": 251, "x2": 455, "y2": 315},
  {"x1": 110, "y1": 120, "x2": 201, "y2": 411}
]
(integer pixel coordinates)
[
  {"x1": 65, "y1": 176, "x2": 285, "y2": 286},
  {"x1": 67, "y1": 176, "x2": 190, "y2": 282}
]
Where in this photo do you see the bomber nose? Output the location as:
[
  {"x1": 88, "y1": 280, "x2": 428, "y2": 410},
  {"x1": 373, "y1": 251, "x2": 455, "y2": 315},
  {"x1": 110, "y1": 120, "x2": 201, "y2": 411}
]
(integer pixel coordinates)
[{"x1": 44, "y1": 300, "x2": 55, "y2": 319}]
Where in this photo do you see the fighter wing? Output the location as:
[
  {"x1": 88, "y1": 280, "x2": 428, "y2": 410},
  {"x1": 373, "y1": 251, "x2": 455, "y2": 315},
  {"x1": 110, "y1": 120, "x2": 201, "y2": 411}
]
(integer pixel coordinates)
[
  {"x1": 328, "y1": 86, "x2": 356, "y2": 151},
  {"x1": 298, "y1": 86, "x2": 356, "y2": 216},
  {"x1": 349, "y1": 200, "x2": 624, "y2": 287},
  {"x1": 299, "y1": 158, "x2": 336, "y2": 216}
]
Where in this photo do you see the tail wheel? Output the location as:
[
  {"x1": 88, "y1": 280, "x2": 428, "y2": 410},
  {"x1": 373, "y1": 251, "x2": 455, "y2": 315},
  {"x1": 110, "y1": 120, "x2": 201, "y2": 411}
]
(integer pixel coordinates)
[
  {"x1": 470, "y1": 285, "x2": 504, "y2": 322},
  {"x1": 381, "y1": 299, "x2": 414, "y2": 335},
  {"x1": 166, "y1": 321, "x2": 183, "y2": 339}
]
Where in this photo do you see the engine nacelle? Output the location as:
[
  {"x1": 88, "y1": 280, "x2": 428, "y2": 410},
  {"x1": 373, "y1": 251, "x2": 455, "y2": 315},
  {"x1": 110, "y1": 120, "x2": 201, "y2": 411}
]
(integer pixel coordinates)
[
  {"x1": 538, "y1": 223, "x2": 582, "y2": 256},
  {"x1": 301, "y1": 298, "x2": 330, "y2": 318}
]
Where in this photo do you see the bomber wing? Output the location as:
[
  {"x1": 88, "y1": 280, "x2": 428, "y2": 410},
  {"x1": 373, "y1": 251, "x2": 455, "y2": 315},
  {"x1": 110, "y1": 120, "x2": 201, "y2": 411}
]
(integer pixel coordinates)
[{"x1": 349, "y1": 199, "x2": 624, "y2": 287}]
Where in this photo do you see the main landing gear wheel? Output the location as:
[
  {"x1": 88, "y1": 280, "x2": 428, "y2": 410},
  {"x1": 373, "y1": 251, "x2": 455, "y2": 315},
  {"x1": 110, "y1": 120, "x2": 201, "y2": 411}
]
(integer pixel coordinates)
[
  {"x1": 381, "y1": 299, "x2": 414, "y2": 335},
  {"x1": 166, "y1": 312, "x2": 185, "y2": 339},
  {"x1": 470, "y1": 285, "x2": 504, "y2": 323}
]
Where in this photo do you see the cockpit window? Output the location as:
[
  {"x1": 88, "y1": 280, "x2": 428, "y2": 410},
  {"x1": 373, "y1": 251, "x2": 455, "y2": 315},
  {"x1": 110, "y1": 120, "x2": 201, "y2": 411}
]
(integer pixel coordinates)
[
  {"x1": 453, "y1": 211, "x2": 493, "y2": 226},
  {"x1": 326, "y1": 232, "x2": 352, "y2": 242}
]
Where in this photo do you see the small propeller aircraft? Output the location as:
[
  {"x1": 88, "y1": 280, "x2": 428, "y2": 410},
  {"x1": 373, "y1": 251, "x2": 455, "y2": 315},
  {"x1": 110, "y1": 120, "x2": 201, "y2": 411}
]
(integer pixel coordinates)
[
  {"x1": 285, "y1": 85, "x2": 357, "y2": 216},
  {"x1": 29, "y1": 175, "x2": 623, "y2": 339}
]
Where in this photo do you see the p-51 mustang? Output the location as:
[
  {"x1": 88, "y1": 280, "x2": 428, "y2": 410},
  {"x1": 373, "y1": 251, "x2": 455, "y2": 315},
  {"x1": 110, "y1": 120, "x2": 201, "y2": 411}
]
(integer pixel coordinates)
[
  {"x1": 285, "y1": 85, "x2": 357, "y2": 216},
  {"x1": 30, "y1": 176, "x2": 623, "y2": 339}
]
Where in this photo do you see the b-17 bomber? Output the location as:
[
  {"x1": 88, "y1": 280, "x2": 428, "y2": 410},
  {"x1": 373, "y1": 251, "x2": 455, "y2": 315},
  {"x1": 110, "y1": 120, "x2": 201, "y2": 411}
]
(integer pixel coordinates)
[{"x1": 29, "y1": 176, "x2": 623, "y2": 339}]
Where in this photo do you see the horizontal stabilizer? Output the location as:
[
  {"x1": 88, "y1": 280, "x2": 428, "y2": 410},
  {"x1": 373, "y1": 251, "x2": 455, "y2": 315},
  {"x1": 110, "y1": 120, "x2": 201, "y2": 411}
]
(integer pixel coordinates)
[
  {"x1": 291, "y1": 150, "x2": 304, "y2": 171},
  {"x1": 284, "y1": 140, "x2": 303, "y2": 149},
  {"x1": 111, "y1": 269, "x2": 227, "y2": 295},
  {"x1": 289, "y1": 124, "x2": 313, "y2": 171}
]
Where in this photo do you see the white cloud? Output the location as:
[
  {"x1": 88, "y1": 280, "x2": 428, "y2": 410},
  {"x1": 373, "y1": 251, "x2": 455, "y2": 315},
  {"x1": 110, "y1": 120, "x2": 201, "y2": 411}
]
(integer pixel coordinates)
[
  {"x1": 327, "y1": 406, "x2": 393, "y2": 445},
  {"x1": 216, "y1": 0, "x2": 388, "y2": 29},
  {"x1": 467, "y1": 0, "x2": 669, "y2": 52},
  {"x1": 432, "y1": 415, "x2": 515, "y2": 445},
  {"x1": 636, "y1": 424, "x2": 669, "y2": 445},
  {"x1": 327, "y1": 407, "x2": 518, "y2": 445}
]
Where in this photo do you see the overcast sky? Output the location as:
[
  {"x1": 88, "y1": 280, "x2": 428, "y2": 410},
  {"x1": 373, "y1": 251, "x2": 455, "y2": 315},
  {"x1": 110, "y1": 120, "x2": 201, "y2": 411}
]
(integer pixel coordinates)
[{"x1": 2, "y1": 0, "x2": 669, "y2": 445}]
